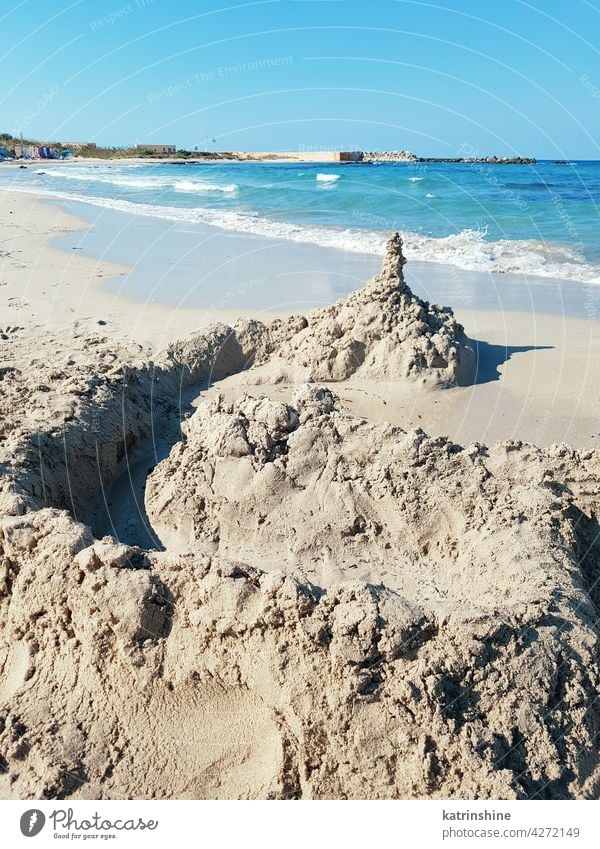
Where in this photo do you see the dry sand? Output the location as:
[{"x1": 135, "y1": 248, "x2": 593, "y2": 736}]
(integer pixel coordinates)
[
  {"x1": 1, "y1": 191, "x2": 600, "y2": 800},
  {"x1": 0, "y1": 189, "x2": 258, "y2": 349}
]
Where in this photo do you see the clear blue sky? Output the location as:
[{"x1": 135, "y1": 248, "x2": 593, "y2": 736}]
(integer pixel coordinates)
[{"x1": 1, "y1": 0, "x2": 599, "y2": 157}]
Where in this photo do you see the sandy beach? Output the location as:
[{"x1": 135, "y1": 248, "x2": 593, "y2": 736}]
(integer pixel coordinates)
[
  {"x1": 0, "y1": 188, "x2": 251, "y2": 348},
  {"x1": 1, "y1": 188, "x2": 600, "y2": 800}
]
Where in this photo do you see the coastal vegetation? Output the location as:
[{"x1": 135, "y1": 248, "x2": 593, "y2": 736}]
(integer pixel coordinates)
[{"x1": 0, "y1": 133, "x2": 536, "y2": 163}]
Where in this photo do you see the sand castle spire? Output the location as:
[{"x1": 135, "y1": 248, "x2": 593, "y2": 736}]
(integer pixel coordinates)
[{"x1": 378, "y1": 231, "x2": 408, "y2": 293}]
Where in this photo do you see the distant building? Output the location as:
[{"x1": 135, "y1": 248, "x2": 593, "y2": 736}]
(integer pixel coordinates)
[
  {"x1": 136, "y1": 144, "x2": 177, "y2": 155},
  {"x1": 241, "y1": 150, "x2": 362, "y2": 162},
  {"x1": 14, "y1": 144, "x2": 41, "y2": 159},
  {"x1": 63, "y1": 142, "x2": 96, "y2": 150},
  {"x1": 13, "y1": 142, "x2": 93, "y2": 159}
]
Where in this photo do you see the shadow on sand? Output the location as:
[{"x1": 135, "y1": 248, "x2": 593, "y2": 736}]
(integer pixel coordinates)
[{"x1": 470, "y1": 340, "x2": 554, "y2": 385}]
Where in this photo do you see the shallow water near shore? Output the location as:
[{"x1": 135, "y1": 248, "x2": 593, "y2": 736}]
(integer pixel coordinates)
[
  {"x1": 3, "y1": 158, "x2": 600, "y2": 284},
  {"x1": 53, "y1": 198, "x2": 600, "y2": 321}
]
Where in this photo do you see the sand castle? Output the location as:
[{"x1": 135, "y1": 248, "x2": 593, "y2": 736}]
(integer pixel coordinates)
[
  {"x1": 1, "y1": 237, "x2": 599, "y2": 799},
  {"x1": 163, "y1": 233, "x2": 476, "y2": 387}
]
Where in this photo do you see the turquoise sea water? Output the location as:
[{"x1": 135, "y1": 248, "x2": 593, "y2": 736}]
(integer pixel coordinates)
[{"x1": 1, "y1": 159, "x2": 599, "y2": 283}]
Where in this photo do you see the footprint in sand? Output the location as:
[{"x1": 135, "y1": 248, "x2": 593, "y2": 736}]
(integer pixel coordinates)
[{"x1": 0, "y1": 641, "x2": 31, "y2": 701}]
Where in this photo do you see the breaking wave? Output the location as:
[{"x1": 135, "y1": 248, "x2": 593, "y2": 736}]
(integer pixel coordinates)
[
  {"x1": 34, "y1": 168, "x2": 237, "y2": 193},
  {"x1": 173, "y1": 180, "x2": 237, "y2": 193},
  {"x1": 12, "y1": 185, "x2": 600, "y2": 284}
]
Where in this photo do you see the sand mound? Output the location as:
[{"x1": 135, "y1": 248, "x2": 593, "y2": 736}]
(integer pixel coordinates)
[
  {"x1": 158, "y1": 233, "x2": 476, "y2": 387},
  {"x1": 257, "y1": 232, "x2": 475, "y2": 384},
  {"x1": 145, "y1": 387, "x2": 580, "y2": 605},
  {"x1": 1, "y1": 239, "x2": 600, "y2": 799}
]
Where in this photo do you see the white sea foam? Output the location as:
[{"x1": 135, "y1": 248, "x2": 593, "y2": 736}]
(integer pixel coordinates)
[
  {"x1": 35, "y1": 168, "x2": 160, "y2": 187},
  {"x1": 316, "y1": 173, "x2": 340, "y2": 183},
  {"x1": 8, "y1": 185, "x2": 600, "y2": 285},
  {"x1": 101, "y1": 176, "x2": 163, "y2": 189},
  {"x1": 408, "y1": 177, "x2": 424, "y2": 182},
  {"x1": 35, "y1": 168, "x2": 237, "y2": 193},
  {"x1": 174, "y1": 180, "x2": 237, "y2": 193}
]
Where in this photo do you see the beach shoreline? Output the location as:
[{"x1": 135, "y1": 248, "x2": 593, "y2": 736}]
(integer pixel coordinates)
[
  {"x1": 1, "y1": 150, "x2": 539, "y2": 166},
  {"x1": 3, "y1": 156, "x2": 599, "y2": 287},
  {"x1": 0, "y1": 188, "x2": 262, "y2": 350},
  {"x1": 1, "y1": 188, "x2": 598, "y2": 449}
]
